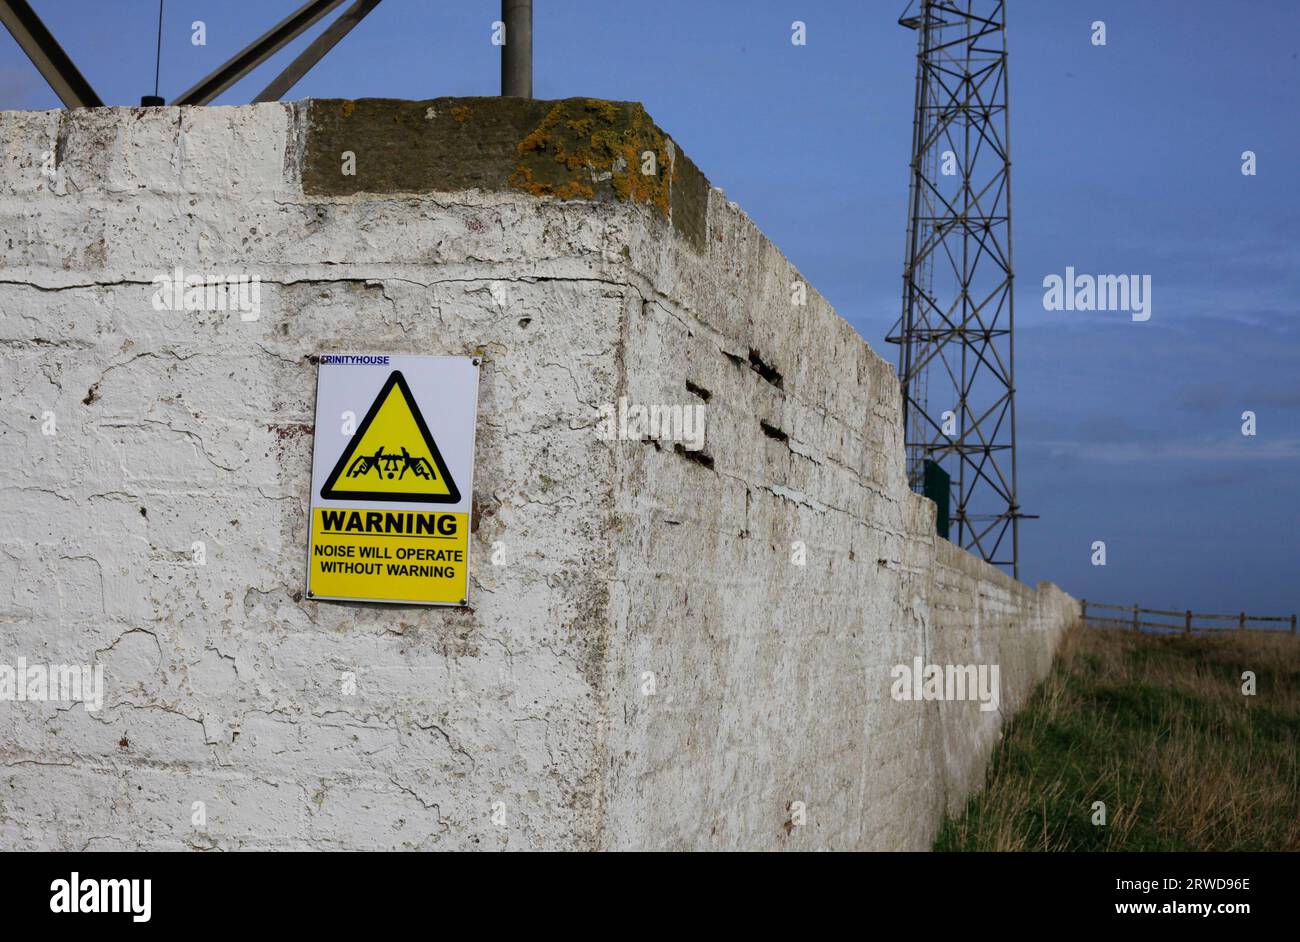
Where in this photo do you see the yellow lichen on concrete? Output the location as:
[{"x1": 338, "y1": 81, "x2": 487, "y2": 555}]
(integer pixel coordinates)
[{"x1": 508, "y1": 98, "x2": 674, "y2": 216}]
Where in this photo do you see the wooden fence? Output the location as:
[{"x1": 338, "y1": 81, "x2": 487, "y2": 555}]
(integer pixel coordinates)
[{"x1": 1081, "y1": 601, "x2": 1297, "y2": 636}]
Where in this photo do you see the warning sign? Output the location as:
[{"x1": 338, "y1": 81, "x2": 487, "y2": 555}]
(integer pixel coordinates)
[
  {"x1": 306, "y1": 355, "x2": 479, "y2": 606},
  {"x1": 321, "y1": 371, "x2": 460, "y2": 502}
]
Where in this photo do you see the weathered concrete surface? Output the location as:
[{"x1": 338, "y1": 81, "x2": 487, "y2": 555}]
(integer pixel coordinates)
[
  {"x1": 599, "y1": 187, "x2": 1078, "y2": 849},
  {"x1": 0, "y1": 99, "x2": 1077, "y2": 850},
  {"x1": 301, "y1": 98, "x2": 709, "y2": 250}
]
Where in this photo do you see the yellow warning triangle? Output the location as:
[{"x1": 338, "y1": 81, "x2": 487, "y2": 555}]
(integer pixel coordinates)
[{"x1": 321, "y1": 370, "x2": 460, "y2": 503}]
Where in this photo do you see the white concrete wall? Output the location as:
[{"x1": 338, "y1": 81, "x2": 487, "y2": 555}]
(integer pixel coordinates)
[
  {"x1": 599, "y1": 188, "x2": 1078, "y2": 850},
  {"x1": 0, "y1": 101, "x2": 1076, "y2": 851},
  {"x1": 0, "y1": 103, "x2": 629, "y2": 850}
]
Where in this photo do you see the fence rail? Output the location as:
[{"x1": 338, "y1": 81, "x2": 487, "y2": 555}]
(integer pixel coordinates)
[{"x1": 1082, "y1": 600, "x2": 1297, "y2": 636}]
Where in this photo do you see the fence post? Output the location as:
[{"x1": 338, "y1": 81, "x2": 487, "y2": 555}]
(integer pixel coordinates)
[
  {"x1": 1184, "y1": 610, "x2": 1191, "y2": 635},
  {"x1": 1239, "y1": 611, "x2": 1246, "y2": 632},
  {"x1": 1081, "y1": 599, "x2": 1087, "y2": 624},
  {"x1": 1292, "y1": 614, "x2": 1297, "y2": 636},
  {"x1": 1132, "y1": 604, "x2": 1139, "y2": 632}
]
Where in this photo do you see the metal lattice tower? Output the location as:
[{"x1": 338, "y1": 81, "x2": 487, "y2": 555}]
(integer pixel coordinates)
[{"x1": 887, "y1": 0, "x2": 1029, "y2": 578}]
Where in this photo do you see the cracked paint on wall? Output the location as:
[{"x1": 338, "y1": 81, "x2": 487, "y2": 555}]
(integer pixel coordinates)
[{"x1": 0, "y1": 99, "x2": 1077, "y2": 851}]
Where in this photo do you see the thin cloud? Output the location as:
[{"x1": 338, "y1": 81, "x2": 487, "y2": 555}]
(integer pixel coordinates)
[{"x1": 1037, "y1": 437, "x2": 1300, "y2": 464}]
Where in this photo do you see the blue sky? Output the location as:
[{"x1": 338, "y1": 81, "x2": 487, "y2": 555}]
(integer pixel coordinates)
[{"x1": 2, "y1": 1, "x2": 1297, "y2": 617}]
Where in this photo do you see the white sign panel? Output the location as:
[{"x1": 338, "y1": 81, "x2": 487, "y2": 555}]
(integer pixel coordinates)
[{"x1": 306, "y1": 354, "x2": 480, "y2": 606}]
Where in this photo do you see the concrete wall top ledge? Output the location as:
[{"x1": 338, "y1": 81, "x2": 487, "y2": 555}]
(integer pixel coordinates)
[
  {"x1": 300, "y1": 97, "x2": 710, "y2": 252},
  {"x1": 0, "y1": 97, "x2": 710, "y2": 252}
]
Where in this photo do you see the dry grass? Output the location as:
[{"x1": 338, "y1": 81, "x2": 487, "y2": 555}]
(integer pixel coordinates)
[{"x1": 935, "y1": 625, "x2": 1300, "y2": 851}]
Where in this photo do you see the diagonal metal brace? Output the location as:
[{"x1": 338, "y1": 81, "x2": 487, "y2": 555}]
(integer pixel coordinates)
[
  {"x1": 253, "y1": 0, "x2": 381, "y2": 102},
  {"x1": 0, "y1": 0, "x2": 102, "y2": 108},
  {"x1": 171, "y1": 0, "x2": 348, "y2": 106}
]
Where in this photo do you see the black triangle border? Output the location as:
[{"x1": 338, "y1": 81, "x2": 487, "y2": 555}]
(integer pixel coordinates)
[{"x1": 320, "y1": 370, "x2": 461, "y2": 504}]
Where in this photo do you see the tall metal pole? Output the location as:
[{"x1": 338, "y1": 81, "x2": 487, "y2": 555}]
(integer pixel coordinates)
[
  {"x1": 501, "y1": 0, "x2": 532, "y2": 97},
  {"x1": 897, "y1": 7, "x2": 932, "y2": 476},
  {"x1": 1003, "y1": 11, "x2": 1021, "y2": 579}
]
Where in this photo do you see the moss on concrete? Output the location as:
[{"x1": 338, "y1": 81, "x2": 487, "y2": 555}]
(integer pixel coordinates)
[{"x1": 302, "y1": 97, "x2": 708, "y2": 251}]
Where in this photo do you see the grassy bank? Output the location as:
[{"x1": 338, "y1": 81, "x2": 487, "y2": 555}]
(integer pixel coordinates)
[{"x1": 935, "y1": 625, "x2": 1300, "y2": 851}]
